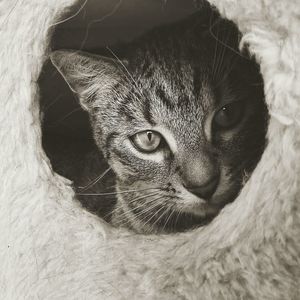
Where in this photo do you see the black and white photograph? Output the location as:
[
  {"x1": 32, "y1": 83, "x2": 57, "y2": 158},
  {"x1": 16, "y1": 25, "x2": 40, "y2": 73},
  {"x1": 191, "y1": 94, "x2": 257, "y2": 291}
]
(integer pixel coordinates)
[{"x1": 1, "y1": 0, "x2": 299, "y2": 299}]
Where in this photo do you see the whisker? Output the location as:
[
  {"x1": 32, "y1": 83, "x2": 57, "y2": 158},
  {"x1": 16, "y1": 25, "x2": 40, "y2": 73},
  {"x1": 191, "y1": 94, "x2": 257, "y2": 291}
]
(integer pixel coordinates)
[
  {"x1": 47, "y1": 107, "x2": 82, "y2": 127},
  {"x1": 127, "y1": 192, "x2": 162, "y2": 205},
  {"x1": 79, "y1": 0, "x2": 122, "y2": 50},
  {"x1": 214, "y1": 26, "x2": 233, "y2": 83},
  {"x1": 131, "y1": 197, "x2": 166, "y2": 231},
  {"x1": 130, "y1": 195, "x2": 165, "y2": 219},
  {"x1": 77, "y1": 167, "x2": 112, "y2": 192},
  {"x1": 102, "y1": 190, "x2": 163, "y2": 222},
  {"x1": 49, "y1": 0, "x2": 89, "y2": 27},
  {"x1": 116, "y1": 195, "x2": 165, "y2": 229},
  {"x1": 211, "y1": 16, "x2": 222, "y2": 80},
  {"x1": 148, "y1": 204, "x2": 171, "y2": 232},
  {"x1": 141, "y1": 199, "x2": 168, "y2": 224},
  {"x1": 106, "y1": 46, "x2": 145, "y2": 99},
  {"x1": 103, "y1": 183, "x2": 117, "y2": 190},
  {"x1": 77, "y1": 187, "x2": 160, "y2": 197},
  {"x1": 209, "y1": 17, "x2": 250, "y2": 61},
  {"x1": 43, "y1": 94, "x2": 63, "y2": 112},
  {"x1": 112, "y1": 193, "x2": 163, "y2": 217},
  {"x1": 162, "y1": 204, "x2": 177, "y2": 232},
  {"x1": 174, "y1": 206, "x2": 185, "y2": 230}
]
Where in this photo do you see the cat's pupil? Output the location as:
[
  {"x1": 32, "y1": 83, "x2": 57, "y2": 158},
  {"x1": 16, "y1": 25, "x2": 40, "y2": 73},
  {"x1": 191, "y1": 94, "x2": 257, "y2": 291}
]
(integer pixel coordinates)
[
  {"x1": 213, "y1": 102, "x2": 244, "y2": 129},
  {"x1": 147, "y1": 131, "x2": 152, "y2": 142},
  {"x1": 222, "y1": 106, "x2": 232, "y2": 118},
  {"x1": 222, "y1": 107, "x2": 230, "y2": 119}
]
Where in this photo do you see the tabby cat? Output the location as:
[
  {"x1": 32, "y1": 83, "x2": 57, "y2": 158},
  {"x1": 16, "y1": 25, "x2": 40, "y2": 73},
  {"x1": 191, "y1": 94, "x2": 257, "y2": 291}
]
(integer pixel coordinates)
[{"x1": 50, "y1": 6, "x2": 268, "y2": 234}]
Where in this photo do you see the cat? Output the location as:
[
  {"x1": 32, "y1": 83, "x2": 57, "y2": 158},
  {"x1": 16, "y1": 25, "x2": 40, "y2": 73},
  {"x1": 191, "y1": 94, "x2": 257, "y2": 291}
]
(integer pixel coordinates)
[{"x1": 49, "y1": 5, "x2": 268, "y2": 234}]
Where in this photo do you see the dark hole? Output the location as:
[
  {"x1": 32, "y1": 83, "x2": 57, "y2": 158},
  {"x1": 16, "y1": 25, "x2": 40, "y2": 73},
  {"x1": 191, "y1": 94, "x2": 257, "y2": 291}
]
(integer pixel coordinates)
[{"x1": 39, "y1": 0, "x2": 268, "y2": 233}]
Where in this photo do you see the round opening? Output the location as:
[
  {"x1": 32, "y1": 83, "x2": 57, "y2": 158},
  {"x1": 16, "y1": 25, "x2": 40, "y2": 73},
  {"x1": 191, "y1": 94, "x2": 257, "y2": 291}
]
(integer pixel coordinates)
[{"x1": 39, "y1": 0, "x2": 268, "y2": 234}]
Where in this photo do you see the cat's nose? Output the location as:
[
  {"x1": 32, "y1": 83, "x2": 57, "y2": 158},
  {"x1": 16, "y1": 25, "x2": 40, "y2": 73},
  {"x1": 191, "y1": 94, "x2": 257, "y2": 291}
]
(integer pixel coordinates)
[{"x1": 184, "y1": 175, "x2": 219, "y2": 200}]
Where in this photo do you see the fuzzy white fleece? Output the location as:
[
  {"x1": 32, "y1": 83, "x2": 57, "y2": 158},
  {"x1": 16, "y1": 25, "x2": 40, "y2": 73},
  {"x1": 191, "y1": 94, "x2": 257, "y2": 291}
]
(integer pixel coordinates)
[{"x1": 0, "y1": 0, "x2": 299, "y2": 299}]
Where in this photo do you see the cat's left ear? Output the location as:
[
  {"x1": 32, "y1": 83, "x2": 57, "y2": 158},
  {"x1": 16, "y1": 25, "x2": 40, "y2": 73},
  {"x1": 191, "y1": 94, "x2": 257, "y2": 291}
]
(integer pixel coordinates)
[{"x1": 50, "y1": 49, "x2": 126, "y2": 110}]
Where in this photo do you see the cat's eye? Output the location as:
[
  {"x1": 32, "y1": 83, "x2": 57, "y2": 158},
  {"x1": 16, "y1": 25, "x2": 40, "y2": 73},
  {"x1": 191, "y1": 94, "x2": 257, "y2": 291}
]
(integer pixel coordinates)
[
  {"x1": 131, "y1": 130, "x2": 162, "y2": 153},
  {"x1": 213, "y1": 101, "x2": 245, "y2": 129}
]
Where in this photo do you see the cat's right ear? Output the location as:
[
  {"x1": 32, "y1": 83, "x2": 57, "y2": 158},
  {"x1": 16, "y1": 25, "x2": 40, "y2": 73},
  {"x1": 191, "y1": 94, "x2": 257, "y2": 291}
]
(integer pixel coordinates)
[{"x1": 50, "y1": 50, "x2": 126, "y2": 111}]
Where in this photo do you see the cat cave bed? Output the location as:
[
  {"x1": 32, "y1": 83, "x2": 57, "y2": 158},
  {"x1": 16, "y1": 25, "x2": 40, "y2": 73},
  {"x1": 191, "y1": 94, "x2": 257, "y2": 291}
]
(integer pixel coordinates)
[{"x1": 1, "y1": 0, "x2": 300, "y2": 299}]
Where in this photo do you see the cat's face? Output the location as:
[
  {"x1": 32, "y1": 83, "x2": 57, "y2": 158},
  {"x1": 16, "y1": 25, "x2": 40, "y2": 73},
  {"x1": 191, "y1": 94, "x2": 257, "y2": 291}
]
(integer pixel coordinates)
[{"x1": 51, "y1": 11, "x2": 267, "y2": 233}]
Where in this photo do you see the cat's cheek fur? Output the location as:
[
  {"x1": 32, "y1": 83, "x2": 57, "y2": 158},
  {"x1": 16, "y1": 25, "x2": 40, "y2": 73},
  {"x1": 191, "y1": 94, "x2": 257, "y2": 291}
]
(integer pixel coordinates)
[
  {"x1": 109, "y1": 160, "x2": 128, "y2": 180},
  {"x1": 210, "y1": 167, "x2": 242, "y2": 206}
]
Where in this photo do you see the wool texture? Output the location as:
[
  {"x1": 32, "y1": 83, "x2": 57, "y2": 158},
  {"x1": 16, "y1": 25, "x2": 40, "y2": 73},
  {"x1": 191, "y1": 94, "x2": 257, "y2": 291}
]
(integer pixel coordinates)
[{"x1": 0, "y1": 0, "x2": 299, "y2": 299}]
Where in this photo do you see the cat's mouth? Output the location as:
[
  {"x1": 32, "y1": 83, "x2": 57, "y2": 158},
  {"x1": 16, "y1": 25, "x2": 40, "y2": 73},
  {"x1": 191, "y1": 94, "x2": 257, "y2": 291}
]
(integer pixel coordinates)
[
  {"x1": 181, "y1": 182, "x2": 240, "y2": 220},
  {"x1": 184, "y1": 175, "x2": 220, "y2": 200},
  {"x1": 176, "y1": 183, "x2": 221, "y2": 216},
  {"x1": 115, "y1": 177, "x2": 235, "y2": 233},
  {"x1": 159, "y1": 177, "x2": 239, "y2": 230}
]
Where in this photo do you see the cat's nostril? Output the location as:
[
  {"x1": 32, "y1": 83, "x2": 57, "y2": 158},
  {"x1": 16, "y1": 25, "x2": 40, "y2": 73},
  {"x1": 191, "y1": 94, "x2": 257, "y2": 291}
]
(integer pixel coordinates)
[{"x1": 184, "y1": 176, "x2": 219, "y2": 200}]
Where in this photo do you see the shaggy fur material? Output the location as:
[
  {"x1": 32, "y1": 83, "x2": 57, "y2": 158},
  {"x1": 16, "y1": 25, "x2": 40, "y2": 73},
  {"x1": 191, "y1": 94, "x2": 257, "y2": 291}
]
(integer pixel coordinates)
[{"x1": 0, "y1": 0, "x2": 299, "y2": 299}]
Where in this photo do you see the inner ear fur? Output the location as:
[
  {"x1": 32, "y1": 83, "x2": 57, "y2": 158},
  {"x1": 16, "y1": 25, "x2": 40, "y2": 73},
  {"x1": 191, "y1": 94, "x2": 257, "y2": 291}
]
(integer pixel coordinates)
[{"x1": 50, "y1": 49, "x2": 125, "y2": 110}]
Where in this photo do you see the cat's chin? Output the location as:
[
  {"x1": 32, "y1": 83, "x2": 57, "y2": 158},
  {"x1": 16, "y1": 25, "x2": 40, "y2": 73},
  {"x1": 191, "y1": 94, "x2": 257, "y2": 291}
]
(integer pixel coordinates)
[
  {"x1": 183, "y1": 202, "x2": 220, "y2": 218},
  {"x1": 158, "y1": 209, "x2": 218, "y2": 233}
]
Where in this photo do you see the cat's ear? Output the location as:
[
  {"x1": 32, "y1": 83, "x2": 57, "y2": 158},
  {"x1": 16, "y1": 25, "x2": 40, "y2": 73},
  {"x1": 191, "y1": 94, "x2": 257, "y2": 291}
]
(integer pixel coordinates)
[{"x1": 50, "y1": 50, "x2": 126, "y2": 110}]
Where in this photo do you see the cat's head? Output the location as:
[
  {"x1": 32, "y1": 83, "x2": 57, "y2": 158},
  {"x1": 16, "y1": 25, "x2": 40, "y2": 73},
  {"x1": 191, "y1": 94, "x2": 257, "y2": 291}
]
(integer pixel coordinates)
[{"x1": 50, "y1": 10, "x2": 267, "y2": 233}]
